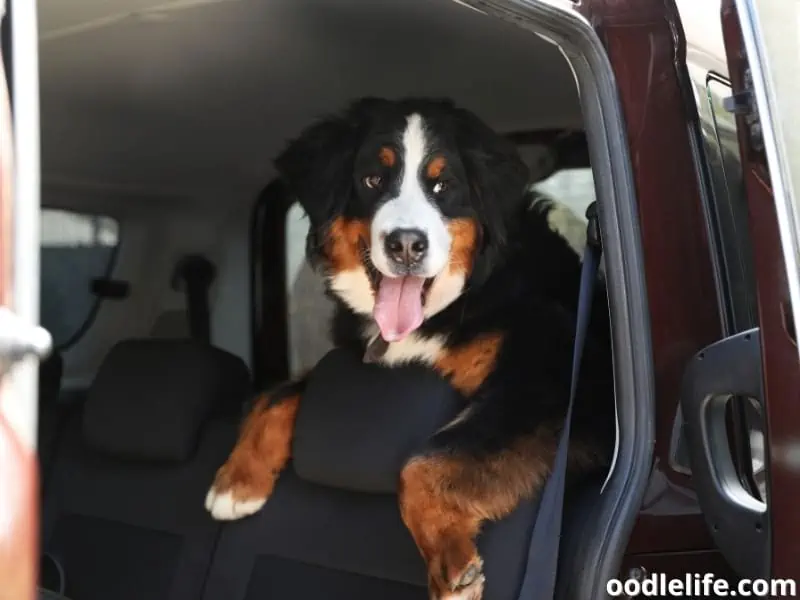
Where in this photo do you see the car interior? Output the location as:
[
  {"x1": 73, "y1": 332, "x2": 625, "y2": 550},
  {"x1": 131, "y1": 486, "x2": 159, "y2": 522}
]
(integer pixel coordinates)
[{"x1": 29, "y1": 0, "x2": 655, "y2": 599}]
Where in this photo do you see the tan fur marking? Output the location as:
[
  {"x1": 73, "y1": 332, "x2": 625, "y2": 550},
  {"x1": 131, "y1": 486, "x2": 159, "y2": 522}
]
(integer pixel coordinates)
[
  {"x1": 326, "y1": 217, "x2": 371, "y2": 271},
  {"x1": 379, "y1": 146, "x2": 396, "y2": 168},
  {"x1": 426, "y1": 155, "x2": 447, "y2": 179},
  {"x1": 434, "y1": 333, "x2": 503, "y2": 395},
  {"x1": 210, "y1": 393, "x2": 300, "y2": 502},
  {"x1": 447, "y1": 218, "x2": 479, "y2": 277},
  {"x1": 399, "y1": 431, "x2": 558, "y2": 597}
]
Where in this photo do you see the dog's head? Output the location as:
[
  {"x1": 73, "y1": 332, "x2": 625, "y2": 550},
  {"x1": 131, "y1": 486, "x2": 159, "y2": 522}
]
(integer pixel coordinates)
[{"x1": 275, "y1": 98, "x2": 530, "y2": 342}]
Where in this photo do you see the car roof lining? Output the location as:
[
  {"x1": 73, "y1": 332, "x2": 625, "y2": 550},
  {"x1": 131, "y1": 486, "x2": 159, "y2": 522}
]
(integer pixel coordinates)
[{"x1": 39, "y1": 0, "x2": 583, "y2": 213}]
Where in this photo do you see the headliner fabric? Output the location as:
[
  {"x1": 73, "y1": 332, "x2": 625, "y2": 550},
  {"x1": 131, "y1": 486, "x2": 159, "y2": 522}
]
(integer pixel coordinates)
[
  {"x1": 82, "y1": 339, "x2": 250, "y2": 462},
  {"x1": 293, "y1": 349, "x2": 462, "y2": 493}
]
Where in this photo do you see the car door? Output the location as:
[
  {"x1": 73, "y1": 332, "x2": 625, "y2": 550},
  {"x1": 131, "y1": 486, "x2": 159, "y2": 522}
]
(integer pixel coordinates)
[
  {"x1": 679, "y1": 0, "x2": 800, "y2": 584},
  {"x1": 1, "y1": 2, "x2": 49, "y2": 599}
]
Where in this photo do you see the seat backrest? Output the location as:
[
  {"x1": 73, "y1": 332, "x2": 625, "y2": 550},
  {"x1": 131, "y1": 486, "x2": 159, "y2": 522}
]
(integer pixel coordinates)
[
  {"x1": 39, "y1": 349, "x2": 64, "y2": 408},
  {"x1": 201, "y1": 349, "x2": 541, "y2": 600},
  {"x1": 38, "y1": 349, "x2": 65, "y2": 492},
  {"x1": 41, "y1": 339, "x2": 250, "y2": 600}
]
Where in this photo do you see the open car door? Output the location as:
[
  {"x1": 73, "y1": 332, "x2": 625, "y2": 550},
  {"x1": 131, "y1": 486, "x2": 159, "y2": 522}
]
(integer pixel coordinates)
[
  {"x1": 680, "y1": 0, "x2": 800, "y2": 585},
  {"x1": 1, "y1": 2, "x2": 50, "y2": 599}
]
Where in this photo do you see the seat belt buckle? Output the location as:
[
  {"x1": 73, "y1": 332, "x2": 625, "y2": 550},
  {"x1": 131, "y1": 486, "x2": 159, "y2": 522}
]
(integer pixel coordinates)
[{"x1": 585, "y1": 201, "x2": 602, "y2": 251}]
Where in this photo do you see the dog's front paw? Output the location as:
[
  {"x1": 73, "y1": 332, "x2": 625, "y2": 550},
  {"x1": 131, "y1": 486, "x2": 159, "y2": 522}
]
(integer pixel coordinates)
[
  {"x1": 204, "y1": 485, "x2": 267, "y2": 521},
  {"x1": 428, "y1": 552, "x2": 485, "y2": 600},
  {"x1": 204, "y1": 461, "x2": 275, "y2": 521},
  {"x1": 428, "y1": 548, "x2": 485, "y2": 600}
]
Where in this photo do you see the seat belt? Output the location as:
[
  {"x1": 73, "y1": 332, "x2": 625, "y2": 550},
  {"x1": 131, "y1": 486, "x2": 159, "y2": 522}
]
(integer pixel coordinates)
[
  {"x1": 171, "y1": 255, "x2": 216, "y2": 343},
  {"x1": 517, "y1": 201, "x2": 603, "y2": 600}
]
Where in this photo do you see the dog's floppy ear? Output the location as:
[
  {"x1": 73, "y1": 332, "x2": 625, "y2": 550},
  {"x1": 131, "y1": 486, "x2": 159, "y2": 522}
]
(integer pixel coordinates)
[
  {"x1": 274, "y1": 116, "x2": 356, "y2": 228},
  {"x1": 274, "y1": 98, "x2": 387, "y2": 227},
  {"x1": 453, "y1": 108, "x2": 530, "y2": 249}
]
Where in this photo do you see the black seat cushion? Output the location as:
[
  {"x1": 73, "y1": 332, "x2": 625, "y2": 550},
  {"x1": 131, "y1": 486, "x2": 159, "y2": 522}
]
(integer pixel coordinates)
[
  {"x1": 82, "y1": 339, "x2": 250, "y2": 462},
  {"x1": 293, "y1": 349, "x2": 462, "y2": 493},
  {"x1": 202, "y1": 349, "x2": 541, "y2": 600},
  {"x1": 202, "y1": 469, "x2": 540, "y2": 600}
]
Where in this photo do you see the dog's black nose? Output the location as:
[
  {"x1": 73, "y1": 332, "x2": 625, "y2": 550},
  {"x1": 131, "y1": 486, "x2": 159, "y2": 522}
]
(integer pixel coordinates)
[{"x1": 384, "y1": 228, "x2": 428, "y2": 268}]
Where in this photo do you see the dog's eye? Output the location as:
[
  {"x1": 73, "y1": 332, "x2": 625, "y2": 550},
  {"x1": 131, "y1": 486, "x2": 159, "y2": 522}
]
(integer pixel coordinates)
[
  {"x1": 363, "y1": 175, "x2": 383, "y2": 189},
  {"x1": 432, "y1": 181, "x2": 447, "y2": 195}
]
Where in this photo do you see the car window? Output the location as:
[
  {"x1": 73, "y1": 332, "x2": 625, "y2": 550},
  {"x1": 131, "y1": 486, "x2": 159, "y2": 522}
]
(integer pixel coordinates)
[
  {"x1": 683, "y1": 75, "x2": 764, "y2": 502},
  {"x1": 40, "y1": 209, "x2": 120, "y2": 349},
  {"x1": 285, "y1": 203, "x2": 335, "y2": 377},
  {"x1": 706, "y1": 78, "x2": 758, "y2": 327},
  {"x1": 533, "y1": 167, "x2": 595, "y2": 217}
]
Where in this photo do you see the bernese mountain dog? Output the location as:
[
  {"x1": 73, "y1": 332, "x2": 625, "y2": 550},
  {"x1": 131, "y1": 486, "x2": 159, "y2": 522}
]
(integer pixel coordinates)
[{"x1": 205, "y1": 98, "x2": 615, "y2": 600}]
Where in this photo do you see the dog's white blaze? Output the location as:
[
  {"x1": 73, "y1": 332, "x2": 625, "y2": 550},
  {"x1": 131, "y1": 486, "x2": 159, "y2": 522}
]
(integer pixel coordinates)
[
  {"x1": 370, "y1": 113, "x2": 451, "y2": 277},
  {"x1": 329, "y1": 268, "x2": 374, "y2": 314}
]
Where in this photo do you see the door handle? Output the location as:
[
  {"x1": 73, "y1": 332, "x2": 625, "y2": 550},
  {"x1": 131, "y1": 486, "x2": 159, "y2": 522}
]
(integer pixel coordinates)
[{"x1": 680, "y1": 327, "x2": 768, "y2": 580}]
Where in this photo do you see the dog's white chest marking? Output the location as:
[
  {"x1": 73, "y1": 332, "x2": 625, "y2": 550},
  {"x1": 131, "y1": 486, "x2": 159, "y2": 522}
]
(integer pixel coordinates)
[{"x1": 366, "y1": 330, "x2": 447, "y2": 367}]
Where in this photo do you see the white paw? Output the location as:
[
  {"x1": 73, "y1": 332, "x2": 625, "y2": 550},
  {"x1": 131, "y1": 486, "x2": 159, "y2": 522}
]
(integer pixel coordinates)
[{"x1": 204, "y1": 487, "x2": 266, "y2": 521}]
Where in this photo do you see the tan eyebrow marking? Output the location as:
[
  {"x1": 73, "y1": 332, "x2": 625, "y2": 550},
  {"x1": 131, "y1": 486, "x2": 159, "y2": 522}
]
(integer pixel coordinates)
[{"x1": 379, "y1": 146, "x2": 396, "y2": 168}]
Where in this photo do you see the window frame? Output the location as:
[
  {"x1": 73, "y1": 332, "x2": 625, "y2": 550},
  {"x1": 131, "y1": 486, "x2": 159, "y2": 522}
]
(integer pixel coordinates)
[
  {"x1": 691, "y1": 72, "x2": 765, "y2": 501},
  {"x1": 249, "y1": 181, "x2": 293, "y2": 390},
  {"x1": 40, "y1": 207, "x2": 122, "y2": 351}
]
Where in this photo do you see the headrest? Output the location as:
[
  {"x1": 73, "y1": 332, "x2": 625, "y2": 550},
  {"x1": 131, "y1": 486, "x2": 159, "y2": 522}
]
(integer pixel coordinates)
[
  {"x1": 83, "y1": 339, "x2": 251, "y2": 462},
  {"x1": 293, "y1": 349, "x2": 461, "y2": 493}
]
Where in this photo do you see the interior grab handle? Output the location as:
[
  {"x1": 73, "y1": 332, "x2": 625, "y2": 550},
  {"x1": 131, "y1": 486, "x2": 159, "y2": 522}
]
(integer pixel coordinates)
[{"x1": 680, "y1": 327, "x2": 768, "y2": 580}]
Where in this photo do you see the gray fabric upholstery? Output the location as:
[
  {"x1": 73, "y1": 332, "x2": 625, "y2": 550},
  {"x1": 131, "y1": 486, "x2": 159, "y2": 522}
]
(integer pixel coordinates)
[
  {"x1": 82, "y1": 339, "x2": 249, "y2": 462},
  {"x1": 41, "y1": 344, "x2": 556, "y2": 600},
  {"x1": 38, "y1": 589, "x2": 72, "y2": 600},
  {"x1": 202, "y1": 468, "x2": 540, "y2": 600},
  {"x1": 45, "y1": 418, "x2": 239, "y2": 600},
  {"x1": 202, "y1": 349, "x2": 542, "y2": 600},
  {"x1": 293, "y1": 350, "x2": 461, "y2": 493},
  {"x1": 42, "y1": 340, "x2": 251, "y2": 600},
  {"x1": 38, "y1": 350, "x2": 65, "y2": 488}
]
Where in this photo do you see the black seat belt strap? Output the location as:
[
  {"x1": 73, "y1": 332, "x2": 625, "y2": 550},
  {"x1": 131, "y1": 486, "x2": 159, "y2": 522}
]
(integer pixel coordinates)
[
  {"x1": 171, "y1": 255, "x2": 216, "y2": 343},
  {"x1": 517, "y1": 201, "x2": 603, "y2": 600}
]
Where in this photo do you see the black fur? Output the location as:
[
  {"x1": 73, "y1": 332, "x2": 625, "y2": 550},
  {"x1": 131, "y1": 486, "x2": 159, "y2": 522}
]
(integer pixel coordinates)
[{"x1": 275, "y1": 97, "x2": 615, "y2": 479}]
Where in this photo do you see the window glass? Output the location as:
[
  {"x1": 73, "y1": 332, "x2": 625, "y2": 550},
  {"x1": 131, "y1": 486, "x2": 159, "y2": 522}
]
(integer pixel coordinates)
[
  {"x1": 703, "y1": 76, "x2": 764, "y2": 502},
  {"x1": 40, "y1": 209, "x2": 120, "y2": 348},
  {"x1": 285, "y1": 204, "x2": 334, "y2": 377},
  {"x1": 533, "y1": 167, "x2": 595, "y2": 218},
  {"x1": 705, "y1": 76, "x2": 758, "y2": 331}
]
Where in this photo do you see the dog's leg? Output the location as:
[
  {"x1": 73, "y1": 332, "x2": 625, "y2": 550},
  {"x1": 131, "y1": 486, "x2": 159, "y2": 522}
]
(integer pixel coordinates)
[
  {"x1": 205, "y1": 379, "x2": 306, "y2": 520},
  {"x1": 399, "y1": 404, "x2": 600, "y2": 600}
]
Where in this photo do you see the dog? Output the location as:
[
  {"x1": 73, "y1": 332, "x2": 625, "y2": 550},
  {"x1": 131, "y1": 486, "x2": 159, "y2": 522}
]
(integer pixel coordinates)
[{"x1": 205, "y1": 98, "x2": 615, "y2": 600}]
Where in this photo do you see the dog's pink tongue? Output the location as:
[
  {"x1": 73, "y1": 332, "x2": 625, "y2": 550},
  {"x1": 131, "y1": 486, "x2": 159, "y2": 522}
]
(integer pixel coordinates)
[{"x1": 374, "y1": 276, "x2": 425, "y2": 341}]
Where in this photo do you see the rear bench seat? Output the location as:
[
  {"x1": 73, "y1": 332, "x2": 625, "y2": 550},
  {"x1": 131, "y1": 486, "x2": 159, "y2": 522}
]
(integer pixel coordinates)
[
  {"x1": 39, "y1": 344, "x2": 556, "y2": 599},
  {"x1": 40, "y1": 339, "x2": 250, "y2": 600}
]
